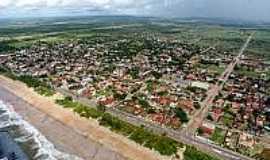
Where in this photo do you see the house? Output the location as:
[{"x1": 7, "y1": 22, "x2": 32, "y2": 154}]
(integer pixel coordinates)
[
  {"x1": 215, "y1": 99, "x2": 225, "y2": 107},
  {"x1": 200, "y1": 122, "x2": 215, "y2": 135},
  {"x1": 191, "y1": 81, "x2": 209, "y2": 90},
  {"x1": 209, "y1": 107, "x2": 223, "y2": 122},
  {"x1": 99, "y1": 96, "x2": 115, "y2": 106},
  {"x1": 238, "y1": 132, "x2": 255, "y2": 148},
  {"x1": 225, "y1": 131, "x2": 237, "y2": 149},
  {"x1": 186, "y1": 74, "x2": 196, "y2": 80},
  {"x1": 150, "y1": 113, "x2": 166, "y2": 124},
  {"x1": 168, "y1": 117, "x2": 181, "y2": 128},
  {"x1": 153, "y1": 96, "x2": 173, "y2": 106},
  {"x1": 177, "y1": 99, "x2": 194, "y2": 114}
]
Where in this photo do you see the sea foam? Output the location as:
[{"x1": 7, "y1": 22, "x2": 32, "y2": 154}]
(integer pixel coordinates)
[{"x1": 0, "y1": 100, "x2": 83, "y2": 160}]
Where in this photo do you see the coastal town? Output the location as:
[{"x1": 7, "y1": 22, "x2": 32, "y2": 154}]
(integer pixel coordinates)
[
  {"x1": 198, "y1": 56, "x2": 270, "y2": 157},
  {"x1": 1, "y1": 30, "x2": 270, "y2": 160},
  {"x1": 1, "y1": 37, "x2": 222, "y2": 128},
  {"x1": 0, "y1": 12, "x2": 270, "y2": 160}
]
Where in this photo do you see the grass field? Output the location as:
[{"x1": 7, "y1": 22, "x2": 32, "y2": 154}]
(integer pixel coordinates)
[{"x1": 0, "y1": 16, "x2": 259, "y2": 55}]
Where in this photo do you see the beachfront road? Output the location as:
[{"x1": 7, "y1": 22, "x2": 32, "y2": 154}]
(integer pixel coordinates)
[{"x1": 57, "y1": 88, "x2": 253, "y2": 160}]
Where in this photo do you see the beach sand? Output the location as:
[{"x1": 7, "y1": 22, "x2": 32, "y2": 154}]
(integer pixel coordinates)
[{"x1": 0, "y1": 75, "x2": 168, "y2": 160}]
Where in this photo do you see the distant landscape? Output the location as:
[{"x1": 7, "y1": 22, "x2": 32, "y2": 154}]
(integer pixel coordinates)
[{"x1": 0, "y1": 16, "x2": 269, "y2": 160}]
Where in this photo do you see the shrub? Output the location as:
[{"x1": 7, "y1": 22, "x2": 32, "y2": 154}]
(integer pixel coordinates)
[
  {"x1": 56, "y1": 97, "x2": 219, "y2": 159},
  {"x1": 17, "y1": 75, "x2": 55, "y2": 96},
  {"x1": 184, "y1": 146, "x2": 220, "y2": 160},
  {"x1": 175, "y1": 108, "x2": 189, "y2": 123}
]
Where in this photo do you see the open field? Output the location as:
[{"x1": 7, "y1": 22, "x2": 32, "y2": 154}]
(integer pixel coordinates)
[{"x1": 0, "y1": 16, "x2": 255, "y2": 54}]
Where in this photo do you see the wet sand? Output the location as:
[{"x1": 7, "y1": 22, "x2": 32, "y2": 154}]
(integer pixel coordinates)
[
  {"x1": 0, "y1": 75, "x2": 167, "y2": 160},
  {"x1": 0, "y1": 86, "x2": 127, "y2": 160}
]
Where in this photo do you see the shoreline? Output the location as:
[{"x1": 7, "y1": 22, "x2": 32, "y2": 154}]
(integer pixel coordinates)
[
  {"x1": 0, "y1": 100, "x2": 82, "y2": 160},
  {"x1": 0, "y1": 75, "x2": 169, "y2": 160}
]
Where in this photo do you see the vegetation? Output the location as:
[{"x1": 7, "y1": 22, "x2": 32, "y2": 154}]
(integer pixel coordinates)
[
  {"x1": 234, "y1": 65, "x2": 261, "y2": 78},
  {"x1": 0, "y1": 66, "x2": 18, "y2": 80},
  {"x1": 2, "y1": 16, "x2": 259, "y2": 160},
  {"x1": 247, "y1": 30, "x2": 270, "y2": 60},
  {"x1": 56, "y1": 97, "x2": 102, "y2": 118},
  {"x1": 210, "y1": 128, "x2": 226, "y2": 144},
  {"x1": 55, "y1": 96, "x2": 219, "y2": 159},
  {"x1": 56, "y1": 97, "x2": 181, "y2": 155},
  {"x1": 0, "y1": 41, "x2": 16, "y2": 52},
  {"x1": 197, "y1": 128, "x2": 204, "y2": 135},
  {"x1": 0, "y1": 67, "x2": 54, "y2": 96},
  {"x1": 34, "y1": 86, "x2": 55, "y2": 96},
  {"x1": 196, "y1": 63, "x2": 225, "y2": 75},
  {"x1": 222, "y1": 112, "x2": 234, "y2": 127},
  {"x1": 128, "y1": 67, "x2": 140, "y2": 79},
  {"x1": 0, "y1": 66, "x2": 219, "y2": 159},
  {"x1": 175, "y1": 108, "x2": 189, "y2": 123},
  {"x1": 184, "y1": 146, "x2": 220, "y2": 160},
  {"x1": 17, "y1": 75, "x2": 55, "y2": 96}
]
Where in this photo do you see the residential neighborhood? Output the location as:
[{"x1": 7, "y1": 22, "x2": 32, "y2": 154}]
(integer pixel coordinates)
[
  {"x1": 1, "y1": 37, "x2": 229, "y2": 128},
  {"x1": 198, "y1": 56, "x2": 270, "y2": 157},
  {"x1": 0, "y1": 23, "x2": 269, "y2": 160}
]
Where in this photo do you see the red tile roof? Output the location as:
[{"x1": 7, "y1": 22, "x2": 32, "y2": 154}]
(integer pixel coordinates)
[{"x1": 99, "y1": 97, "x2": 115, "y2": 106}]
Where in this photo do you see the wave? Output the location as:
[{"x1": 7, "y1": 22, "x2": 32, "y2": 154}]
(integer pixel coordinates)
[{"x1": 0, "y1": 100, "x2": 83, "y2": 160}]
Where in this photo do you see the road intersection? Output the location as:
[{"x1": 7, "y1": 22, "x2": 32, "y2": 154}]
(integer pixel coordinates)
[{"x1": 56, "y1": 33, "x2": 255, "y2": 160}]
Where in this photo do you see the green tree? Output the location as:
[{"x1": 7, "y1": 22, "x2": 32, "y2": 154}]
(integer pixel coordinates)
[
  {"x1": 97, "y1": 104, "x2": 106, "y2": 112},
  {"x1": 175, "y1": 108, "x2": 189, "y2": 123}
]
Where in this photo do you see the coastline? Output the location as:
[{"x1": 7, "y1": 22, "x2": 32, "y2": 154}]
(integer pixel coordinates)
[
  {"x1": 0, "y1": 100, "x2": 82, "y2": 160},
  {"x1": 0, "y1": 75, "x2": 169, "y2": 160}
]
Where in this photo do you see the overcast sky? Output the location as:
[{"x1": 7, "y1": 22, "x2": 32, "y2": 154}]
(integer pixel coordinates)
[{"x1": 0, "y1": 0, "x2": 269, "y2": 22}]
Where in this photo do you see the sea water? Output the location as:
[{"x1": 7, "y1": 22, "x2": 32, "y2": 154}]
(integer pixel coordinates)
[{"x1": 0, "y1": 100, "x2": 82, "y2": 160}]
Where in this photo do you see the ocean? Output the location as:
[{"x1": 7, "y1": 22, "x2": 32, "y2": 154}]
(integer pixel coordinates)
[{"x1": 0, "y1": 100, "x2": 82, "y2": 160}]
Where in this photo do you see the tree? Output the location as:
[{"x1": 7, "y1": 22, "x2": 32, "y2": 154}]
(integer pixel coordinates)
[
  {"x1": 128, "y1": 67, "x2": 140, "y2": 79},
  {"x1": 97, "y1": 104, "x2": 106, "y2": 112},
  {"x1": 197, "y1": 128, "x2": 204, "y2": 135},
  {"x1": 113, "y1": 91, "x2": 127, "y2": 100},
  {"x1": 151, "y1": 71, "x2": 162, "y2": 79},
  {"x1": 207, "y1": 114, "x2": 214, "y2": 121},
  {"x1": 65, "y1": 96, "x2": 73, "y2": 101},
  {"x1": 194, "y1": 102, "x2": 201, "y2": 109},
  {"x1": 107, "y1": 64, "x2": 116, "y2": 73},
  {"x1": 175, "y1": 108, "x2": 189, "y2": 123},
  {"x1": 146, "y1": 80, "x2": 154, "y2": 92}
]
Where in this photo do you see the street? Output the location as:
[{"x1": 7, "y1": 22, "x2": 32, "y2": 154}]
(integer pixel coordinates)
[
  {"x1": 185, "y1": 33, "x2": 254, "y2": 134},
  {"x1": 54, "y1": 34, "x2": 255, "y2": 160}
]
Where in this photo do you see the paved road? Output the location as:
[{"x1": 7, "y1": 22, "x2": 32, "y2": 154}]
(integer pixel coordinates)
[
  {"x1": 186, "y1": 34, "x2": 254, "y2": 134},
  {"x1": 56, "y1": 87, "x2": 254, "y2": 160},
  {"x1": 54, "y1": 34, "x2": 255, "y2": 160},
  {"x1": 0, "y1": 86, "x2": 127, "y2": 160}
]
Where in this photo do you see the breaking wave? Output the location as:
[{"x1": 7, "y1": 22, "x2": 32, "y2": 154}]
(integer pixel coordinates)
[{"x1": 0, "y1": 100, "x2": 82, "y2": 160}]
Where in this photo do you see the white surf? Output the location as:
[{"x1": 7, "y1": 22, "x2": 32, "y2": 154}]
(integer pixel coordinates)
[{"x1": 0, "y1": 100, "x2": 83, "y2": 160}]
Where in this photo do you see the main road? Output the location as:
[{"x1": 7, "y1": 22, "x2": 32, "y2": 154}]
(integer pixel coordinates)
[
  {"x1": 185, "y1": 33, "x2": 254, "y2": 134},
  {"x1": 54, "y1": 34, "x2": 255, "y2": 160},
  {"x1": 57, "y1": 86, "x2": 254, "y2": 160},
  {"x1": 0, "y1": 34, "x2": 254, "y2": 160}
]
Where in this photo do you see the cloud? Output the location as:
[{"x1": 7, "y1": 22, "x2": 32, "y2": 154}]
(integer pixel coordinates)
[
  {"x1": 0, "y1": 0, "x2": 270, "y2": 22},
  {"x1": 0, "y1": 0, "x2": 153, "y2": 9}
]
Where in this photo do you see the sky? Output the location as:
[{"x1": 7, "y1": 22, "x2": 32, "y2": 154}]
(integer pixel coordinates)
[{"x1": 0, "y1": 0, "x2": 270, "y2": 22}]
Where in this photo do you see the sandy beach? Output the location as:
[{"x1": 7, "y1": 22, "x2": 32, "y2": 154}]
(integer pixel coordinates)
[{"x1": 0, "y1": 75, "x2": 168, "y2": 160}]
